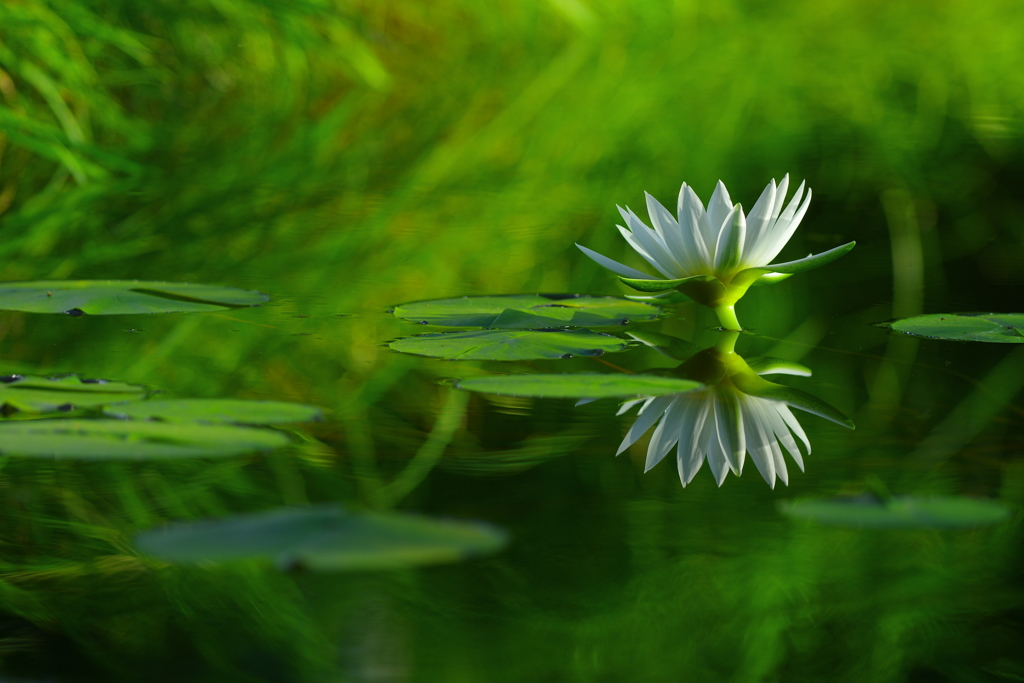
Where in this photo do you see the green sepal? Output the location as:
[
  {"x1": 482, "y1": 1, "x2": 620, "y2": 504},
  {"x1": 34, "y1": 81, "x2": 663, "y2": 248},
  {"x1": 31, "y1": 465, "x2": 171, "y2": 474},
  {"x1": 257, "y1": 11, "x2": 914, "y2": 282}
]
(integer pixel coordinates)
[
  {"x1": 618, "y1": 274, "x2": 716, "y2": 293},
  {"x1": 731, "y1": 372, "x2": 854, "y2": 429},
  {"x1": 627, "y1": 331, "x2": 701, "y2": 362},
  {"x1": 751, "y1": 272, "x2": 794, "y2": 286},
  {"x1": 745, "y1": 357, "x2": 812, "y2": 377},
  {"x1": 733, "y1": 241, "x2": 856, "y2": 288},
  {"x1": 624, "y1": 292, "x2": 691, "y2": 304}
]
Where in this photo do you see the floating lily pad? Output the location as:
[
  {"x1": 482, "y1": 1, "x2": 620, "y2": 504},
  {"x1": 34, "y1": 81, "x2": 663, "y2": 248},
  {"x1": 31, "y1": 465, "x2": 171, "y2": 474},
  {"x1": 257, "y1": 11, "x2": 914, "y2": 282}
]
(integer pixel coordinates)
[
  {"x1": 105, "y1": 399, "x2": 323, "y2": 424},
  {"x1": 456, "y1": 373, "x2": 702, "y2": 398},
  {"x1": 0, "y1": 374, "x2": 147, "y2": 415},
  {"x1": 0, "y1": 420, "x2": 290, "y2": 459},
  {"x1": 392, "y1": 294, "x2": 660, "y2": 328},
  {"x1": 883, "y1": 313, "x2": 1024, "y2": 343},
  {"x1": 779, "y1": 494, "x2": 1010, "y2": 528},
  {"x1": 134, "y1": 505, "x2": 508, "y2": 571},
  {"x1": 0, "y1": 280, "x2": 268, "y2": 315},
  {"x1": 387, "y1": 329, "x2": 628, "y2": 361}
]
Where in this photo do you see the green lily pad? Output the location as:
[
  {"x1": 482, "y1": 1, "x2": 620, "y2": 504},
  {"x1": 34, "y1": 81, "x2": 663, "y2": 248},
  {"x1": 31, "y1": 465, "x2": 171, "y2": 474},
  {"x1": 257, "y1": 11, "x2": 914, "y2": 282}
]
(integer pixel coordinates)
[
  {"x1": 456, "y1": 373, "x2": 702, "y2": 398},
  {"x1": 883, "y1": 313, "x2": 1024, "y2": 343},
  {"x1": 0, "y1": 419, "x2": 290, "y2": 459},
  {"x1": 387, "y1": 329, "x2": 628, "y2": 361},
  {"x1": 0, "y1": 374, "x2": 147, "y2": 415},
  {"x1": 0, "y1": 280, "x2": 268, "y2": 315},
  {"x1": 134, "y1": 505, "x2": 508, "y2": 571},
  {"x1": 392, "y1": 294, "x2": 661, "y2": 328},
  {"x1": 779, "y1": 494, "x2": 1011, "y2": 528},
  {"x1": 104, "y1": 399, "x2": 323, "y2": 424}
]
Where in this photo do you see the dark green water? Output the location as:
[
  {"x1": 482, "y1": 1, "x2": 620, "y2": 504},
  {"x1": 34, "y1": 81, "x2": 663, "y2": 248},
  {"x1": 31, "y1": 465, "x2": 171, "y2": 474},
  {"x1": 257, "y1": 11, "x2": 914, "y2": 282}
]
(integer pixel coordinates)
[{"x1": 2, "y1": 2, "x2": 1024, "y2": 681}]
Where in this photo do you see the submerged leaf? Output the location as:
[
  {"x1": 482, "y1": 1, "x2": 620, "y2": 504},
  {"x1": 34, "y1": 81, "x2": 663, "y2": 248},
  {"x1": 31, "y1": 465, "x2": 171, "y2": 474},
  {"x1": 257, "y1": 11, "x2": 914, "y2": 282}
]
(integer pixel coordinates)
[
  {"x1": 883, "y1": 313, "x2": 1024, "y2": 343},
  {"x1": 626, "y1": 331, "x2": 702, "y2": 361},
  {"x1": 105, "y1": 399, "x2": 323, "y2": 424},
  {"x1": 387, "y1": 329, "x2": 628, "y2": 361},
  {"x1": 456, "y1": 373, "x2": 702, "y2": 398},
  {"x1": 0, "y1": 281, "x2": 267, "y2": 315},
  {"x1": 0, "y1": 419, "x2": 290, "y2": 459},
  {"x1": 392, "y1": 294, "x2": 660, "y2": 328},
  {"x1": 0, "y1": 374, "x2": 146, "y2": 415},
  {"x1": 779, "y1": 494, "x2": 1010, "y2": 528},
  {"x1": 135, "y1": 505, "x2": 507, "y2": 571}
]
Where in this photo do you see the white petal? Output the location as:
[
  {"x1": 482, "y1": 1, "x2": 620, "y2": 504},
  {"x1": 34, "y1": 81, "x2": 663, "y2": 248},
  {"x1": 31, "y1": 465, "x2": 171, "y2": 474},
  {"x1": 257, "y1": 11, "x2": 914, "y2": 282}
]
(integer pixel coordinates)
[
  {"x1": 616, "y1": 398, "x2": 646, "y2": 416},
  {"x1": 761, "y1": 401, "x2": 802, "y2": 468},
  {"x1": 617, "y1": 395, "x2": 673, "y2": 454},
  {"x1": 771, "y1": 434, "x2": 789, "y2": 486},
  {"x1": 746, "y1": 181, "x2": 810, "y2": 266},
  {"x1": 713, "y1": 205, "x2": 746, "y2": 272},
  {"x1": 644, "y1": 192, "x2": 675, "y2": 241},
  {"x1": 676, "y1": 184, "x2": 713, "y2": 273},
  {"x1": 617, "y1": 208, "x2": 682, "y2": 278},
  {"x1": 771, "y1": 174, "x2": 791, "y2": 221},
  {"x1": 646, "y1": 192, "x2": 693, "y2": 275},
  {"x1": 777, "y1": 180, "x2": 806, "y2": 226},
  {"x1": 646, "y1": 397, "x2": 687, "y2": 471},
  {"x1": 742, "y1": 397, "x2": 777, "y2": 488},
  {"x1": 757, "y1": 188, "x2": 812, "y2": 265},
  {"x1": 706, "y1": 180, "x2": 734, "y2": 237},
  {"x1": 616, "y1": 225, "x2": 678, "y2": 279},
  {"x1": 675, "y1": 398, "x2": 708, "y2": 485},
  {"x1": 714, "y1": 390, "x2": 745, "y2": 475},
  {"x1": 703, "y1": 403, "x2": 731, "y2": 486},
  {"x1": 744, "y1": 180, "x2": 777, "y2": 259},
  {"x1": 777, "y1": 404, "x2": 810, "y2": 467},
  {"x1": 576, "y1": 244, "x2": 654, "y2": 280}
]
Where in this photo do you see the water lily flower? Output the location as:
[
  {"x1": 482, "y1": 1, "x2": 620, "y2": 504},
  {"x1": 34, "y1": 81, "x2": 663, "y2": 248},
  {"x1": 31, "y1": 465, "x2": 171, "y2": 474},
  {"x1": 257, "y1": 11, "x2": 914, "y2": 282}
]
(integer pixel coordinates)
[
  {"x1": 577, "y1": 175, "x2": 855, "y2": 330},
  {"x1": 617, "y1": 332, "x2": 853, "y2": 488}
]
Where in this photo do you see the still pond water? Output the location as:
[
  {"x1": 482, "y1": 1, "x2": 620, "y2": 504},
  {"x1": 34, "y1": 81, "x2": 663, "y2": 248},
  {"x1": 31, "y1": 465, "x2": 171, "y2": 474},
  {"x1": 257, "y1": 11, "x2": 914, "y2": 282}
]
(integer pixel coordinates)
[{"x1": 0, "y1": 185, "x2": 1022, "y2": 683}]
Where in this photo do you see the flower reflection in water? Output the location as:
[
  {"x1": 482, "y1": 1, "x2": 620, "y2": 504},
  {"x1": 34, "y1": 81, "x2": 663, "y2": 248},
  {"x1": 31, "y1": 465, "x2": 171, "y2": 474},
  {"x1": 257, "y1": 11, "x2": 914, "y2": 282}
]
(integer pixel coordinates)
[{"x1": 618, "y1": 332, "x2": 852, "y2": 488}]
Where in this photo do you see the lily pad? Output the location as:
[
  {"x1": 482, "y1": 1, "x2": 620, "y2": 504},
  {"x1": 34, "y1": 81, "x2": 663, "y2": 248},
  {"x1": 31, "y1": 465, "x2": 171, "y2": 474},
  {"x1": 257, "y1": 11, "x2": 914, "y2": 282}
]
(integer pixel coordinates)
[
  {"x1": 0, "y1": 374, "x2": 147, "y2": 415},
  {"x1": 0, "y1": 280, "x2": 268, "y2": 315},
  {"x1": 104, "y1": 399, "x2": 323, "y2": 424},
  {"x1": 779, "y1": 494, "x2": 1010, "y2": 528},
  {"x1": 134, "y1": 505, "x2": 508, "y2": 571},
  {"x1": 392, "y1": 294, "x2": 660, "y2": 328},
  {"x1": 456, "y1": 373, "x2": 702, "y2": 398},
  {"x1": 883, "y1": 313, "x2": 1024, "y2": 343},
  {"x1": 0, "y1": 419, "x2": 290, "y2": 459},
  {"x1": 387, "y1": 329, "x2": 628, "y2": 361}
]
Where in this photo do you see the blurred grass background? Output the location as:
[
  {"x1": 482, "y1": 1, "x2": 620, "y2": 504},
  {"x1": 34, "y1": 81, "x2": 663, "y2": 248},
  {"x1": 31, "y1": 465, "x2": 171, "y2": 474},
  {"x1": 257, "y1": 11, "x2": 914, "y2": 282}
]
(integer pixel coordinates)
[{"x1": 2, "y1": 0, "x2": 1024, "y2": 680}]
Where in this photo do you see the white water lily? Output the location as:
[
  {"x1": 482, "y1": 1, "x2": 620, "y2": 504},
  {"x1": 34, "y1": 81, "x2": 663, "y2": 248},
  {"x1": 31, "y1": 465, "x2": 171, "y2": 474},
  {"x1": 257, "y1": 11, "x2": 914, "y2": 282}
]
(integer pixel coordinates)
[
  {"x1": 615, "y1": 330, "x2": 853, "y2": 489},
  {"x1": 577, "y1": 175, "x2": 853, "y2": 330},
  {"x1": 616, "y1": 383, "x2": 809, "y2": 489}
]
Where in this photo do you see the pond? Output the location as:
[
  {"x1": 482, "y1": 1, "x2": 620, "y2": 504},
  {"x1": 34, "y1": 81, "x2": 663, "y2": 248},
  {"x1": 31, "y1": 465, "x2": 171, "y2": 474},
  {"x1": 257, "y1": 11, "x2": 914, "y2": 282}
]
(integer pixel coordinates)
[{"x1": 1, "y1": 3, "x2": 1023, "y2": 682}]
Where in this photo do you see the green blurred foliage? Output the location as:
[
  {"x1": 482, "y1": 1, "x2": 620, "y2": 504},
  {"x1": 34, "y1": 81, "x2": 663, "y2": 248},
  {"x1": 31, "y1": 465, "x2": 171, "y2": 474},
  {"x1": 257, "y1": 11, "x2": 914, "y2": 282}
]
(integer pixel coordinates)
[{"x1": 2, "y1": 0, "x2": 1024, "y2": 680}]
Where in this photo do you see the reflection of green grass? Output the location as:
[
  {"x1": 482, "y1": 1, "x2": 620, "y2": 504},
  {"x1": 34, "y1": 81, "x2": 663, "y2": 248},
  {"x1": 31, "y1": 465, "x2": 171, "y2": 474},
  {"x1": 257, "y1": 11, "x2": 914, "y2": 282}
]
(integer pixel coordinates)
[{"x1": 2, "y1": 0, "x2": 1024, "y2": 679}]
